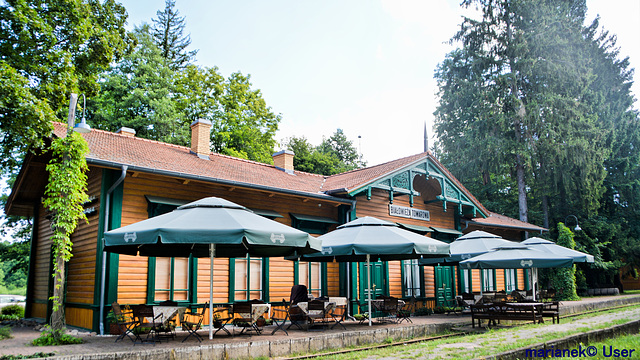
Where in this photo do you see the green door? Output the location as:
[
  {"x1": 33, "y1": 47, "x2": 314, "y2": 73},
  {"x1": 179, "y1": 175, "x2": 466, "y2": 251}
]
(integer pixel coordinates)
[
  {"x1": 435, "y1": 265, "x2": 455, "y2": 307},
  {"x1": 359, "y1": 261, "x2": 385, "y2": 300}
]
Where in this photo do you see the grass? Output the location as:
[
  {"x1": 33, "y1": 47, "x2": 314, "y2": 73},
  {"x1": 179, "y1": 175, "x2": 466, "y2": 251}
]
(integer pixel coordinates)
[
  {"x1": 0, "y1": 326, "x2": 11, "y2": 340},
  {"x1": 312, "y1": 304, "x2": 640, "y2": 360}
]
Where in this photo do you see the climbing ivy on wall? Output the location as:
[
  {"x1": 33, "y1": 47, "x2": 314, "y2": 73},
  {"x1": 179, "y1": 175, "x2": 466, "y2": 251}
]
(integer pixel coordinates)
[{"x1": 42, "y1": 132, "x2": 89, "y2": 332}]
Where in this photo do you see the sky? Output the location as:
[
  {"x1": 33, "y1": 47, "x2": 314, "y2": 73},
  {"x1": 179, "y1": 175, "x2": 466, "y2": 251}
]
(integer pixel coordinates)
[{"x1": 117, "y1": 0, "x2": 640, "y2": 167}]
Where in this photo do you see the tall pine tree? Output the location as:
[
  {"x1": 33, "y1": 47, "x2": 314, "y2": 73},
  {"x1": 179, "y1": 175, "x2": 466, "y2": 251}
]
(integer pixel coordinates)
[{"x1": 151, "y1": 0, "x2": 198, "y2": 70}]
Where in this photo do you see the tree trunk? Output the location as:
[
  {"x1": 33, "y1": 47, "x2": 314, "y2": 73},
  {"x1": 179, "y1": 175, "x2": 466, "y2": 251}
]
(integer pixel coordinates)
[
  {"x1": 542, "y1": 195, "x2": 549, "y2": 229},
  {"x1": 50, "y1": 250, "x2": 66, "y2": 332},
  {"x1": 516, "y1": 154, "x2": 528, "y2": 223}
]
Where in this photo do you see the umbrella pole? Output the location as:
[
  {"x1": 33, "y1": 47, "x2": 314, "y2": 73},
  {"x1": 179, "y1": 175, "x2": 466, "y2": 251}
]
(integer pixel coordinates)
[
  {"x1": 209, "y1": 244, "x2": 215, "y2": 340},
  {"x1": 532, "y1": 268, "x2": 537, "y2": 302},
  {"x1": 367, "y1": 254, "x2": 372, "y2": 327}
]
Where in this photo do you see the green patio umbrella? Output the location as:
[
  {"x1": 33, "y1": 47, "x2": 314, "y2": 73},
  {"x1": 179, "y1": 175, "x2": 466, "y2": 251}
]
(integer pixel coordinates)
[
  {"x1": 459, "y1": 244, "x2": 574, "y2": 301},
  {"x1": 104, "y1": 196, "x2": 319, "y2": 339},
  {"x1": 294, "y1": 216, "x2": 450, "y2": 326},
  {"x1": 419, "y1": 230, "x2": 516, "y2": 265},
  {"x1": 522, "y1": 237, "x2": 595, "y2": 263}
]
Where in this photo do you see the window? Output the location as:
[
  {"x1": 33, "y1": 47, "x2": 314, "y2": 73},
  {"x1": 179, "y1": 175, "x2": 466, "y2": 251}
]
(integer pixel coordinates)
[
  {"x1": 234, "y1": 255, "x2": 263, "y2": 301},
  {"x1": 402, "y1": 259, "x2": 421, "y2": 297},
  {"x1": 460, "y1": 269, "x2": 472, "y2": 293},
  {"x1": 154, "y1": 257, "x2": 190, "y2": 301},
  {"x1": 298, "y1": 261, "x2": 322, "y2": 297},
  {"x1": 482, "y1": 269, "x2": 495, "y2": 291},
  {"x1": 146, "y1": 196, "x2": 194, "y2": 303},
  {"x1": 505, "y1": 269, "x2": 517, "y2": 292}
]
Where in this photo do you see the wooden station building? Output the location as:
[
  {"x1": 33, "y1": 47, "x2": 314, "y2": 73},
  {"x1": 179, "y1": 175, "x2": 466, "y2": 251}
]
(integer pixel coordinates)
[{"x1": 6, "y1": 120, "x2": 546, "y2": 332}]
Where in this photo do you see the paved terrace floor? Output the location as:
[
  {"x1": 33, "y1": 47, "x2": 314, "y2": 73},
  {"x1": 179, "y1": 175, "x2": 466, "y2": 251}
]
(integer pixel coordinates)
[{"x1": 2, "y1": 294, "x2": 639, "y2": 360}]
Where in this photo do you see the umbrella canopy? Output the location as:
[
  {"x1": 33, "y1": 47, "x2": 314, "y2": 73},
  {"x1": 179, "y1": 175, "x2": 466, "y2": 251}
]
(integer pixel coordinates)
[
  {"x1": 293, "y1": 216, "x2": 449, "y2": 326},
  {"x1": 298, "y1": 216, "x2": 450, "y2": 262},
  {"x1": 522, "y1": 237, "x2": 595, "y2": 263},
  {"x1": 104, "y1": 196, "x2": 319, "y2": 258},
  {"x1": 459, "y1": 245, "x2": 574, "y2": 269},
  {"x1": 103, "y1": 196, "x2": 319, "y2": 339},
  {"x1": 419, "y1": 230, "x2": 516, "y2": 265}
]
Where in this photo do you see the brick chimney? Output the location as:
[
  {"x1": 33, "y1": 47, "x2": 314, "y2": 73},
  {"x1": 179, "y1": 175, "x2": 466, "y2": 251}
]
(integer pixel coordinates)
[
  {"x1": 190, "y1": 119, "x2": 212, "y2": 159},
  {"x1": 273, "y1": 150, "x2": 295, "y2": 174},
  {"x1": 116, "y1": 127, "x2": 136, "y2": 137}
]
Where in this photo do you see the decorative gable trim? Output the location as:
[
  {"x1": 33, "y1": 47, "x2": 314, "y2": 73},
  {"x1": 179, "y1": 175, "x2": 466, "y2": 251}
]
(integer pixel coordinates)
[{"x1": 347, "y1": 155, "x2": 487, "y2": 218}]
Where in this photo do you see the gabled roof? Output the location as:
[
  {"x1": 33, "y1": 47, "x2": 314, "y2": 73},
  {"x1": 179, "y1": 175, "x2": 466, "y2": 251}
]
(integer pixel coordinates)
[
  {"x1": 324, "y1": 152, "x2": 490, "y2": 217},
  {"x1": 6, "y1": 122, "x2": 543, "y2": 234}
]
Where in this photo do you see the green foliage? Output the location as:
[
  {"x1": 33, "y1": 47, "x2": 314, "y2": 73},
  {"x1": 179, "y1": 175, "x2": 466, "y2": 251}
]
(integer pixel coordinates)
[
  {"x1": 548, "y1": 224, "x2": 580, "y2": 301},
  {"x1": 413, "y1": 307, "x2": 433, "y2": 316},
  {"x1": 0, "y1": 353, "x2": 56, "y2": 360},
  {"x1": 0, "y1": 326, "x2": 11, "y2": 340},
  {"x1": 283, "y1": 129, "x2": 366, "y2": 175},
  {"x1": 31, "y1": 326, "x2": 82, "y2": 346},
  {"x1": 1, "y1": 305, "x2": 24, "y2": 318},
  {"x1": 90, "y1": 26, "x2": 280, "y2": 164},
  {"x1": 0, "y1": 0, "x2": 133, "y2": 170},
  {"x1": 42, "y1": 132, "x2": 90, "y2": 330},
  {"x1": 0, "y1": 241, "x2": 29, "y2": 294},
  {"x1": 151, "y1": 0, "x2": 197, "y2": 70}
]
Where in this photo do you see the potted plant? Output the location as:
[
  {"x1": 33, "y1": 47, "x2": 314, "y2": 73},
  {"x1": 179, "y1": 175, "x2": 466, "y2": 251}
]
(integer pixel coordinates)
[
  {"x1": 106, "y1": 310, "x2": 123, "y2": 335},
  {"x1": 213, "y1": 313, "x2": 222, "y2": 329}
]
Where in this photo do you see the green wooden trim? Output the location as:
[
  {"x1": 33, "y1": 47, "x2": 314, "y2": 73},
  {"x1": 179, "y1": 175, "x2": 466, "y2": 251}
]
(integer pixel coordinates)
[
  {"x1": 524, "y1": 269, "x2": 530, "y2": 290},
  {"x1": 293, "y1": 260, "x2": 300, "y2": 284},
  {"x1": 146, "y1": 257, "x2": 156, "y2": 304},
  {"x1": 321, "y1": 262, "x2": 328, "y2": 297},
  {"x1": 24, "y1": 203, "x2": 39, "y2": 319},
  {"x1": 228, "y1": 258, "x2": 236, "y2": 302},
  {"x1": 263, "y1": 257, "x2": 269, "y2": 301},
  {"x1": 400, "y1": 261, "x2": 406, "y2": 296},
  {"x1": 189, "y1": 256, "x2": 198, "y2": 303}
]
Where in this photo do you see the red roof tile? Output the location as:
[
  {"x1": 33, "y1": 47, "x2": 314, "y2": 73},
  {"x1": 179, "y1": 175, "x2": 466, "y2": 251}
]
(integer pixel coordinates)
[
  {"x1": 52, "y1": 122, "x2": 544, "y2": 231},
  {"x1": 468, "y1": 212, "x2": 548, "y2": 232}
]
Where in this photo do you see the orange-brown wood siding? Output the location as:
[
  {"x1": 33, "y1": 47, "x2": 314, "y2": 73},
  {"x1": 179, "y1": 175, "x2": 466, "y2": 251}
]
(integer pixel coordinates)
[
  {"x1": 388, "y1": 261, "x2": 402, "y2": 298},
  {"x1": 354, "y1": 190, "x2": 455, "y2": 230},
  {"x1": 326, "y1": 262, "x2": 340, "y2": 297},
  {"x1": 65, "y1": 168, "x2": 102, "y2": 306},
  {"x1": 424, "y1": 266, "x2": 435, "y2": 298},
  {"x1": 116, "y1": 172, "x2": 342, "y2": 305}
]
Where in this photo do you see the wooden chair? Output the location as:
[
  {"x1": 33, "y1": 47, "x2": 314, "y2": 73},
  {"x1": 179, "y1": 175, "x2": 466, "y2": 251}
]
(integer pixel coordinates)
[
  {"x1": 306, "y1": 299, "x2": 329, "y2": 330},
  {"x1": 211, "y1": 305, "x2": 233, "y2": 338},
  {"x1": 111, "y1": 302, "x2": 136, "y2": 343},
  {"x1": 131, "y1": 304, "x2": 164, "y2": 345},
  {"x1": 329, "y1": 297, "x2": 348, "y2": 330},
  {"x1": 233, "y1": 301, "x2": 267, "y2": 335},
  {"x1": 181, "y1": 303, "x2": 207, "y2": 342},
  {"x1": 270, "y1": 299, "x2": 290, "y2": 335},
  {"x1": 397, "y1": 296, "x2": 416, "y2": 323}
]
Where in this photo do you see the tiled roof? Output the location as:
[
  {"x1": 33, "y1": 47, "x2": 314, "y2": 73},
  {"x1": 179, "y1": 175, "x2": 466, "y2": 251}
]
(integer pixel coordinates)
[
  {"x1": 51, "y1": 123, "x2": 543, "y2": 231},
  {"x1": 467, "y1": 212, "x2": 548, "y2": 232},
  {"x1": 53, "y1": 123, "x2": 329, "y2": 198}
]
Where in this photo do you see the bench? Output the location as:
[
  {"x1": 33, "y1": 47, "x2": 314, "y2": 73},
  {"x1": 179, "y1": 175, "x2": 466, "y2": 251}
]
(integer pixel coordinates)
[
  {"x1": 541, "y1": 301, "x2": 560, "y2": 324},
  {"x1": 471, "y1": 302, "x2": 544, "y2": 328}
]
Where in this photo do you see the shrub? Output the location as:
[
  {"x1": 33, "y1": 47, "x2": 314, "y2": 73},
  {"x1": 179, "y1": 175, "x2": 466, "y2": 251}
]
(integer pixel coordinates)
[
  {"x1": 414, "y1": 307, "x2": 433, "y2": 316},
  {"x1": 433, "y1": 306, "x2": 446, "y2": 314},
  {"x1": 1, "y1": 305, "x2": 24, "y2": 318},
  {"x1": 32, "y1": 326, "x2": 82, "y2": 346}
]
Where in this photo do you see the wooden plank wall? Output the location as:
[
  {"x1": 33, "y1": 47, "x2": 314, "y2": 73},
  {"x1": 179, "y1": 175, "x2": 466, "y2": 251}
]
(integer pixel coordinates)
[
  {"x1": 388, "y1": 261, "x2": 402, "y2": 298},
  {"x1": 354, "y1": 190, "x2": 455, "y2": 230},
  {"x1": 31, "y1": 206, "x2": 52, "y2": 319},
  {"x1": 29, "y1": 168, "x2": 102, "y2": 327},
  {"x1": 117, "y1": 172, "x2": 341, "y2": 305}
]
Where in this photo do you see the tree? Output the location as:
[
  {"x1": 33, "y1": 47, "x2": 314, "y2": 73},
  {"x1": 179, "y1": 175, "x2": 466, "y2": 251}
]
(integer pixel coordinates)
[
  {"x1": 283, "y1": 130, "x2": 366, "y2": 175},
  {"x1": 211, "y1": 72, "x2": 281, "y2": 163},
  {"x1": 151, "y1": 0, "x2": 197, "y2": 70},
  {"x1": 434, "y1": 0, "x2": 626, "y2": 224},
  {"x1": 90, "y1": 25, "x2": 185, "y2": 144},
  {"x1": 0, "y1": 0, "x2": 133, "y2": 170},
  {"x1": 0, "y1": 0, "x2": 132, "y2": 335}
]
